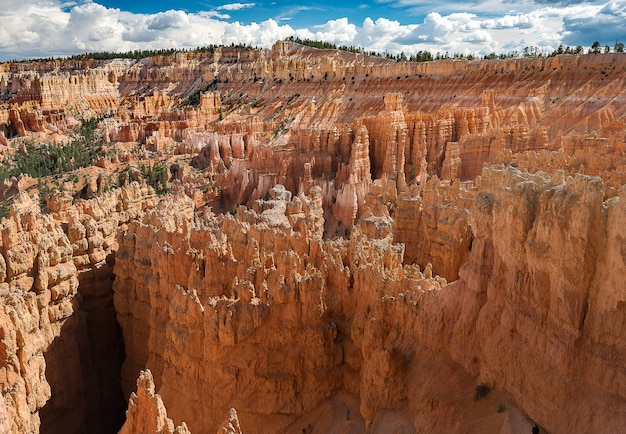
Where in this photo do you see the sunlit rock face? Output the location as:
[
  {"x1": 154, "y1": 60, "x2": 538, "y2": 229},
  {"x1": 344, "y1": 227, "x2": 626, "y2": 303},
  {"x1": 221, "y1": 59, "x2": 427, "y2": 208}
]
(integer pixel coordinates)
[{"x1": 0, "y1": 43, "x2": 625, "y2": 434}]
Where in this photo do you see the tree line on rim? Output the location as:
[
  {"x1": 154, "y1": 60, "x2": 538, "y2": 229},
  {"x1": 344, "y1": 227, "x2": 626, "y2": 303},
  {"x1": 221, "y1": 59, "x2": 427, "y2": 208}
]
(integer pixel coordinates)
[{"x1": 3, "y1": 38, "x2": 625, "y2": 65}]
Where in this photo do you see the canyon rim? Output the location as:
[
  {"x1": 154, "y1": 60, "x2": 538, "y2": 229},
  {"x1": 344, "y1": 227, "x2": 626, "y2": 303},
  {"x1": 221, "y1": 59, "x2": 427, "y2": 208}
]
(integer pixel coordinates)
[{"x1": 0, "y1": 41, "x2": 625, "y2": 433}]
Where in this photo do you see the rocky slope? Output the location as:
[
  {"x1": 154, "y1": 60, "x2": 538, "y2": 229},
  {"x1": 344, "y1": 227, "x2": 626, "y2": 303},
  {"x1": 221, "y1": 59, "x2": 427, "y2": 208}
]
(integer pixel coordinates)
[
  {"x1": 2, "y1": 43, "x2": 626, "y2": 210},
  {"x1": 112, "y1": 171, "x2": 626, "y2": 434},
  {"x1": 0, "y1": 43, "x2": 624, "y2": 433},
  {"x1": 0, "y1": 183, "x2": 158, "y2": 433}
]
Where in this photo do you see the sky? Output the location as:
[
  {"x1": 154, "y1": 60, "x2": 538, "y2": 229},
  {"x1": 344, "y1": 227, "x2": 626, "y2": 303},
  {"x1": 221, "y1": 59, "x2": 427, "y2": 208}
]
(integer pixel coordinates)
[{"x1": 0, "y1": 0, "x2": 625, "y2": 61}]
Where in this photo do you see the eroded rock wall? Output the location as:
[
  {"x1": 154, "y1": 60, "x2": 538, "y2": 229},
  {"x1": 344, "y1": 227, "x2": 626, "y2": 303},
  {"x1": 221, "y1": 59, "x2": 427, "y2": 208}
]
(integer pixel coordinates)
[
  {"x1": 446, "y1": 166, "x2": 626, "y2": 433},
  {"x1": 1, "y1": 44, "x2": 626, "y2": 434},
  {"x1": 113, "y1": 167, "x2": 626, "y2": 434},
  {"x1": 114, "y1": 187, "x2": 349, "y2": 433},
  {"x1": 0, "y1": 182, "x2": 159, "y2": 434},
  {"x1": 392, "y1": 177, "x2": 474, "y2": 281},
  {"x1": 0, "y1": 193, "x2": 77, "y2": 433},
  {"x1": 3, "y1": 46, "x2": 626, "y2": 213}
]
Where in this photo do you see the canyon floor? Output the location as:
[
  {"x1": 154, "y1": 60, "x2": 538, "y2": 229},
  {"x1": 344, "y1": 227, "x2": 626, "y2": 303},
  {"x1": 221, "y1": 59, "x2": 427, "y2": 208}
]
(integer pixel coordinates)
[{"x1": 0, "y1": 41, "x2": 625, "y2": 433}]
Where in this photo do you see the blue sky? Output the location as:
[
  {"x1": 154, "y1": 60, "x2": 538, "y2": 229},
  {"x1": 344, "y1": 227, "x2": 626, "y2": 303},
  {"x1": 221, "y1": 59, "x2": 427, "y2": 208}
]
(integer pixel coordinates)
[
  {"x1": 0, "y1": 0, "x2": 625, "y2": 61},
  {"x1": 95, "y1": 1, "x2": 395, "y2": 28}
]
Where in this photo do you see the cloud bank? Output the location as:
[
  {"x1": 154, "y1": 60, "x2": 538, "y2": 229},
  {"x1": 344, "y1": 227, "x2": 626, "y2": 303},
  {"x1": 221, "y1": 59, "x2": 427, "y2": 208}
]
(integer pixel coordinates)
[{"x1": 0, "y1": 0, "x2": 625, "y2": 60}]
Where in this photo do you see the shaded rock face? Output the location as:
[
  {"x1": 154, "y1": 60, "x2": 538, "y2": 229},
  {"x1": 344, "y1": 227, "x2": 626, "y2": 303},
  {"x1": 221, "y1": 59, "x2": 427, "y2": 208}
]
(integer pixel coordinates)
[
  {"x1": 112, "y1": 169, "x2": 626, "y2": 434},
  {"x1": 0, "y1": 183, "x2": 158, "y2": 433}
]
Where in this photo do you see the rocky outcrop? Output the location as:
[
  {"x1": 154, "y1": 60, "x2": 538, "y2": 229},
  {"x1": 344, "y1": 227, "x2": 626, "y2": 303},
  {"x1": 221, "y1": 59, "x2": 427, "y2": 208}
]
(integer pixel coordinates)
[
  {"x1": 112, "y1": 165, "x2": 626, "y2": 434},
  {"x1": 442, "y1": 166, "x2": 626, "y2": 433},
  {"x1": 216, "y1": 409, "x2": 242, "y2": 434},
  {"x1": 0, "y1": 192, "x2": 77, "y2": 434},
  {"x1": 3, "y1": 46, "x2": 626, "y2": 225},
  {"x1": 0, "y1": 182, "x2": 159, "y2": 434},
  {"x1": 113, "y1": 186, "x2": 346, "y2": 433},
  {"x1": 1, "y1": 44, "x2": 626, "y2": 434},
  {"x1": 392, "y1": 177, "x2": 474, "y2": 281},
  {"x1": 119, "y1": 370, "x2": 190, "y2": 434}
]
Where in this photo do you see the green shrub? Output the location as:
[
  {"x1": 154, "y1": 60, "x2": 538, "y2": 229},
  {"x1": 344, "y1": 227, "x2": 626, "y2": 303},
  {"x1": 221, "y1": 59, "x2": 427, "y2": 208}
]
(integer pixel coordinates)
[
  {"x1": 474, "y1": 383, "x2": 491, "y2": 401},
  {"x1": 0, "y1": 117, "x2": 103, "y2": 184},
  {"x1": 138, "y1": 161, "x2": 168, "y2": 195}
]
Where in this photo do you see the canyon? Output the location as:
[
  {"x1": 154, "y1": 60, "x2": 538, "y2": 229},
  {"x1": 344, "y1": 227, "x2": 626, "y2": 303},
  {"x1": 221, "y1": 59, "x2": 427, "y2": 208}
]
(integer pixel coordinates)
[{"x1": 0, "y1": 41, "x2": 625, "y2": 433}]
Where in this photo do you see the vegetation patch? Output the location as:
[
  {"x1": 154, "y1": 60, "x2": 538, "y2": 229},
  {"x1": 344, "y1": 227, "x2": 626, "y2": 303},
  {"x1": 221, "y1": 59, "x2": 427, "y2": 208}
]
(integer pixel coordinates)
[
  {"x1": 178, "y1": 79, "x2": 219, "y2": 108},
  {"x1": 0, "y1": 117, "x2": 104, "y2": 184},
  {"x1": 474, "y1": 383, "x2": 491, "y2": 401},
  {"x1": 138, "y1": 161, "x2": 168, "y2": 195}
]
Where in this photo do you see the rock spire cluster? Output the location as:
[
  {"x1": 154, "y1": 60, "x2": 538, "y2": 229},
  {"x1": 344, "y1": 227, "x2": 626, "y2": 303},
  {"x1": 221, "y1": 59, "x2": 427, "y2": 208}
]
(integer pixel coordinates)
[{"x1": 0, "y1": 42, "x2": 625, "y2": 433}]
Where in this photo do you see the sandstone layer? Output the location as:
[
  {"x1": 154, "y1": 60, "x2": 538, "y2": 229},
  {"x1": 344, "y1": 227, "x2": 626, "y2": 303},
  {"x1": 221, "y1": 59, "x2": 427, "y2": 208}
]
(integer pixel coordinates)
[
  {"x1": 112, "y1": 170, "x2": 626, "y2": 433},
  {"x1": 0, "y1": 183, "x2": 158, "y2": 433},
  {"x1": 0, "y1": 43, "x2": 624, "y2": 434},
  {"x1": 2, "y1": 43, "x2": 626, "y2": 226}
]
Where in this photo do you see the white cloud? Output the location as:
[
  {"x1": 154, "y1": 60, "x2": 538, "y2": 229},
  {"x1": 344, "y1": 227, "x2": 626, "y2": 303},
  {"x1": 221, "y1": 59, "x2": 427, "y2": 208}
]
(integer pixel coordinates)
[
  {"x1": 0, "y1": 0, "x2": 625, "y2": 61},
  {"x1": 312, "y1": 18, "x2": 358, "y2": 44},
  {"x1": 0, "y1": 0, "x2": 70, "y2": 57},
  {"x1": 383, "y1": 3, "x2": 615, "y2": 56},
  {"x1": 222, "y1": 19, "x2": 296, "y2": 47},
  {"x1": 147, "y1": 10, "x2": 190, "y2": 31},
  {"x1": 480, "y1": 14, "x2": 534, "y2": 30},
  {"x1": 0, "y1": 0, "x2": 228, "y2": 59},
  {"x1": 560, "y1": 1, "x2": 626, "y2": 46},
  {"x1": 217, "y1": 3, "x2": 256, "y2": 11},
  {"x1": 355, "y1": 17, "x2": 416, "y2": 53},
  {"x1": 201, "y1": 11, "x2": 232, "y2": 20}
]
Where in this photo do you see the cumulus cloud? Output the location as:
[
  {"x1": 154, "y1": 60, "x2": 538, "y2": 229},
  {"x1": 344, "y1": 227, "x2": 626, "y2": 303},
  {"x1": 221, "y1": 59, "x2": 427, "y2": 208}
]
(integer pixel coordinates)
[
  {"x1": 217, "y1": 3, "x2": 256, "y2": 11},
  {"x1": 0, "y1": 0, "x2": 69, "y2": 57},
  {"x1": 0, "y1": 0, "x2": 228, "y2": 59},
  {"x1": 560, "y1": 1, "x2": 626, "y2": 46},
  {"x1": 0, "y1": 0, "x2": 625, "y2": 61},
  {"x1": 222, "y1": 19, "x2": 296, "y2": 46},
  {"x1": 312, "y1": 18, "x2": 358, "y2": 44},
  {"x1": 355, "y1": 17, "x2": 416, "y2": 53},
  {"x1": 480, "y1": 14, "x2": 534, "y2": 30},
  {"x1": 385, "y1": 4, "x2": 607, "y2": 56},
  {"x1": 147, "y1": 10, "x2": 190, "y2": 31}
]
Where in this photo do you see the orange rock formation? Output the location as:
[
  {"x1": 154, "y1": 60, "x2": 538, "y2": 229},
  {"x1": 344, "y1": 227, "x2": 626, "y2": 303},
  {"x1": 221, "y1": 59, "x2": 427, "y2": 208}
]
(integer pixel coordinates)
[
  {"x1": 119, "y1": 370, "x2": 190, "y2": 434},
  {"x1": 0, "y1": 42, "x2": 625, "y2": 434},
  {"x1": 112, "y1": 172, "x2": 626, "y2": 433},
  {"x1": 0, "y1": 183, "x2": 158, "y2": 433}
]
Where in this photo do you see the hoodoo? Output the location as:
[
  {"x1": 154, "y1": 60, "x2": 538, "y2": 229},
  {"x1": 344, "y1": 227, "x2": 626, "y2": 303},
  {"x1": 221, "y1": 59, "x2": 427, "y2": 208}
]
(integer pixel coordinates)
[{"x1": 0, "y1": 41, "x2": 625, "y2": 433}]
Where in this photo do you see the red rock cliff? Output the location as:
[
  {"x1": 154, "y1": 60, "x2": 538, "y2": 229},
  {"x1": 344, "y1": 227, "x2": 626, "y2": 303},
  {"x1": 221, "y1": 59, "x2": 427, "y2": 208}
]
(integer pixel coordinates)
[{"x1": 0, "y1": 44, "x2": 625, "y2": 434}]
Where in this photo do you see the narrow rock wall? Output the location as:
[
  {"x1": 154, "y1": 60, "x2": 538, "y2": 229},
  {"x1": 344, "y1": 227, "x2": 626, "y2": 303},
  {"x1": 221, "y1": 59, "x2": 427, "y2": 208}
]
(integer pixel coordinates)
[
  {"x1": 392, "y1": 178, "x2": 474, "y2": 281},
  {"x1": 448, "y1": 166, "x2": 626, "y2": 433},
  {"x1": 0, "y1": 182, "x2": 159, "y2": 433}
]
